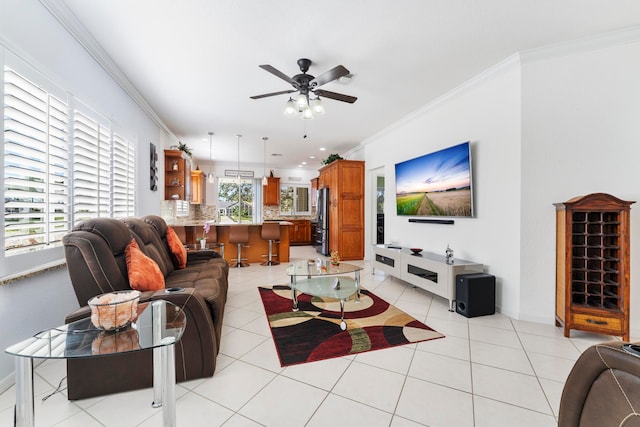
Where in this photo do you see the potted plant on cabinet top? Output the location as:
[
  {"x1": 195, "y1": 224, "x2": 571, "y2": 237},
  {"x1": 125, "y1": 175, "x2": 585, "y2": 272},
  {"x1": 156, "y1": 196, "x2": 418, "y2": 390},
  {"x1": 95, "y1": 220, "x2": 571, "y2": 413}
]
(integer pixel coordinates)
[
  {"x1": 322, "y1": 153, "x2": 343, "y2": 165},
  {"x1": 177, "y1": 141, "x2": 192, "y2": 158}
]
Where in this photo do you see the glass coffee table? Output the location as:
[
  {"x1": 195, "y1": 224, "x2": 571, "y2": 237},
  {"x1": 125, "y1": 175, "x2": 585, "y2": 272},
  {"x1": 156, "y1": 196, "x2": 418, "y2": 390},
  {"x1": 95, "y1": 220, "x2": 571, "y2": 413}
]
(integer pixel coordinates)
[
  {"x1": 5, "y1": 300, "x2": 186, "y2": 427},
  {"x1": 286, "y1": 260, "x2": 363, "y2": 330}
]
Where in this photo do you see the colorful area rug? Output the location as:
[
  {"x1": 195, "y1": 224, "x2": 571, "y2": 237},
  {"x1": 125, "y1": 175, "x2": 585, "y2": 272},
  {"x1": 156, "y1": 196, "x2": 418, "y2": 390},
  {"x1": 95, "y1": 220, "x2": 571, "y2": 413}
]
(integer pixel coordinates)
[{"x1": 259, "y1": 285, "x2": 444, "y2": 366}]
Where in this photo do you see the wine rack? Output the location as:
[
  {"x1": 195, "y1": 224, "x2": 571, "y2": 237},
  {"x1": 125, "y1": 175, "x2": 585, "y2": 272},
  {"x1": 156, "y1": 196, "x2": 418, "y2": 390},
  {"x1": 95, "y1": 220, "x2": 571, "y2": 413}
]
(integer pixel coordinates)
[{"x1": 555, "y1": 193, "x2": 634, "y2": 340}]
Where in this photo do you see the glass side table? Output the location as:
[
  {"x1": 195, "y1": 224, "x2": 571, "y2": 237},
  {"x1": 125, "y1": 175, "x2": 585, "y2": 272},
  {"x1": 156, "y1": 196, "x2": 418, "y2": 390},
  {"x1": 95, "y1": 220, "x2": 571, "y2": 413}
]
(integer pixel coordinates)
[
  {"x1": 286, "y1": 260, "x2": 363, "y2": 330},
  {"x1": 5, "y1": 300, "x2": 186, "y2": 427}
]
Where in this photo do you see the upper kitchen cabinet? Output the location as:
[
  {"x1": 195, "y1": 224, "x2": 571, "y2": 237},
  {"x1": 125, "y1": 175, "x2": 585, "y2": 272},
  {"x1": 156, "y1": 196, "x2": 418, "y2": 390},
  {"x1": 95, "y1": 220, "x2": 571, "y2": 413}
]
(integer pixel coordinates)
[
  {"x1": 263, "y1": 177, "x2": 280, "y2": 206},
  {"x1": 311, "y1": 177, "x2": 319, "y2": 208},
  {"x1": 191, "y1": 170, "x2": 205, "y2": 204},
  {"x1": 164, "y1": 150, "x2": 190, "y2": 200}
]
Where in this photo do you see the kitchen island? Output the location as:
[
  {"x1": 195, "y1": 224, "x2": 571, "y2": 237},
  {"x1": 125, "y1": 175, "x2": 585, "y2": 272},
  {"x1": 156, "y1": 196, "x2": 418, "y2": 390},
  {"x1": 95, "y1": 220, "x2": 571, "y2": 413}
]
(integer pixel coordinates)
[{"x1": 174, "y1": 222, "x2": 291, "y2": 264}]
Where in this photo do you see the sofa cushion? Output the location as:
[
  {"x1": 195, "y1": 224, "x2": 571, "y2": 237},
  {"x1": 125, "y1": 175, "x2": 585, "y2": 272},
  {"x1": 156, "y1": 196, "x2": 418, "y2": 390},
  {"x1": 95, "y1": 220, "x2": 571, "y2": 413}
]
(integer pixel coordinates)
[
  {"x1": 125, "y1": 239, "x2": 165, "y2": 291},
  {"x1": 121, "y1": 217, "x2": 176, "y2": 277},
  {"x1": 166, "y1": 226, "x2": 187, "y2": 269}
]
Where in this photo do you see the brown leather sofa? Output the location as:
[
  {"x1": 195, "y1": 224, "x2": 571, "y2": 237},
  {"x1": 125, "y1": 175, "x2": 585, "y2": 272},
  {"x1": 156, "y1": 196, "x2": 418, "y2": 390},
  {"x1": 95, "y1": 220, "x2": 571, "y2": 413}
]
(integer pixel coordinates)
[
  {"x1": 62, "y1": 215, "x2": 228, "y2": 400},
  {"x1": 558, "y1": 340, "x2": 640, "y2": 426}
]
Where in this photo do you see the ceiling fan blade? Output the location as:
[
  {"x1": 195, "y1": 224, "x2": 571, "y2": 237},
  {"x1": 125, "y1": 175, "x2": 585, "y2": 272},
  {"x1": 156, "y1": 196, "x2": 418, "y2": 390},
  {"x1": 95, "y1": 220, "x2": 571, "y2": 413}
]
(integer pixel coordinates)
[
  {"x1": 250, "y1": 89, "x2": 296, "y2": 100},
  {"x1": 314, "y1": 89, "x2": 357, "y2": 104},
  {"x1": 259, "y1": 64, "x2": 297, "y2": 86},
  {"x1": 311, "y1": 65, "x2": 350, "y2": 87}
]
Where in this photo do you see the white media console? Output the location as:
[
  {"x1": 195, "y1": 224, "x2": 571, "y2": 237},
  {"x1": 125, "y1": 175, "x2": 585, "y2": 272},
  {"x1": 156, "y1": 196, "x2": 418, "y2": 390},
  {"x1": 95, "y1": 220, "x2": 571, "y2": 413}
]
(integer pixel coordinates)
[{"x1": 372, "y1": 244, "x2": 483, "y2": 311}]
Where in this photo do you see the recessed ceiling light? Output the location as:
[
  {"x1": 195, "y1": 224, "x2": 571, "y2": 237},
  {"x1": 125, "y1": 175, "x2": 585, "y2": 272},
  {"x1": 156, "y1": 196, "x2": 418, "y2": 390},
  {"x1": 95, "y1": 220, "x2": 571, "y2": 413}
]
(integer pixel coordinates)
[
  {"x1": 301, "y1": 161, "x2": 307, "y2": 165},
  {"x1": 297, "y1": 164, "x2": 303, "y2": 168},
  {"x1": 271, "y1": 153, "x2": 283, "y2": 157},
  {"x1": 319, "y1": 147, "x2": 326, "y2": 151},
  {"x1": 309, "y1": 155, "x2": 316, "y2": 159}
]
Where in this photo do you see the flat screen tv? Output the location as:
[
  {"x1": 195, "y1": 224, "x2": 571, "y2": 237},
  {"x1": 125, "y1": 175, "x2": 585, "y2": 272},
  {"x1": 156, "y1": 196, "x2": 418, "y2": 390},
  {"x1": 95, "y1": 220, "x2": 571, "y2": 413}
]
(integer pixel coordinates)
[{"x1": 395, "y1": 141, "x2": 473, "y2": 217}]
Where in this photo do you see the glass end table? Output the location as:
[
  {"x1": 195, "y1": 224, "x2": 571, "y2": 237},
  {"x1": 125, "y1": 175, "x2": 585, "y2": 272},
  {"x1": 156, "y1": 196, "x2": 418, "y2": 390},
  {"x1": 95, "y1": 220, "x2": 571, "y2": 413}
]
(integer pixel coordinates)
[
  {"x1": 5, "y1": 299, "x2": 186, "y2": 427},
  {"x1": 285, "y1": 260, "x2": 363, "y2": 330}
]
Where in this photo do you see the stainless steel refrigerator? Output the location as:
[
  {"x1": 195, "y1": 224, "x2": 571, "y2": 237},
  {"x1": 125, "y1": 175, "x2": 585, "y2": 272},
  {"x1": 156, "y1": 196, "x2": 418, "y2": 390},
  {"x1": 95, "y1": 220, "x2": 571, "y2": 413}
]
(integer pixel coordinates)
[{"x1": 314, "y1": 187, "x2": 330, "y2": 255}]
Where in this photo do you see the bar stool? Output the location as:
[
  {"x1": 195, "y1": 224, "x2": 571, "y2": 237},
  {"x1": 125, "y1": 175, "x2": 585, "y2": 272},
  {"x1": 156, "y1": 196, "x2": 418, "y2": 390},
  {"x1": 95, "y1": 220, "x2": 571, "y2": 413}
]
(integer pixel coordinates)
[
  {"x1": 260, "y1": 222, "x2": 281, "y2": 266},
  {"x1": 229, "y1": 225, "x2": 249, "y2": 268}
]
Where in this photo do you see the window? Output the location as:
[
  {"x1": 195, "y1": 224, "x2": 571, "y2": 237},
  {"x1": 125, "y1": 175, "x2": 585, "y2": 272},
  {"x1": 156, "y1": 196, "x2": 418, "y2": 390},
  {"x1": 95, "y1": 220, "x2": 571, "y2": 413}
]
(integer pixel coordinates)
[
  {"x1": 3, "y1": 66, "x2": 136, "y2": 257},
  {"x1": 4, "y1": 67, "x2": 70, "y2": 255},
  {"x1": 217, "y1": 177, "x2": 256, "y2": 223},
  {"x1": 280, "y1": 184, "x2": 310, "y2": 216}
]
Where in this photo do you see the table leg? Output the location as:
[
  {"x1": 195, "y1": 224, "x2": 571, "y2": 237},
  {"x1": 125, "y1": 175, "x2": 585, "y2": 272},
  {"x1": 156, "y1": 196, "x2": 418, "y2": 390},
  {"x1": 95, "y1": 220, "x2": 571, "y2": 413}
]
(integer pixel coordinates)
[
  {"x1": 355, "y1": 270, "x2": 361, "y2": 302},
  {"x1": 151, "y1": 301, "x2": 163, "y2": 408},
  {"x1": 14, "y1": 357, "x2": 34, "y2": 427},
  {"x1": 339, "y1": 300, "x2": 347, "y2": 331},
  {"x1": 291, "y1": 276, "x2": 299, "y2": 311},
  {"x1": 162, "y1": 341, "x2": 176, "y2": 427}
]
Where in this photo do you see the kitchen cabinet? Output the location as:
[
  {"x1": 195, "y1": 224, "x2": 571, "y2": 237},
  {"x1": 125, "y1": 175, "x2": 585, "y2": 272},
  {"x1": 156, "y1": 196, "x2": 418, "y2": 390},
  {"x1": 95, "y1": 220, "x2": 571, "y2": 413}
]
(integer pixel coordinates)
[
  {"x1": 318, "y1": 160, "x2": 364, "y2": 260},
  {"x1": 289, "y1": 219, "x2": 311, "y2": 245},
  {"x1": 263, "y1": 177, "x2": 280, "y2": 206},
  {"x1": 191, "y1": 170, "x2": 205, "y2": 204},
  {"x1": 311, "y1": 177, "x2": 319, "y2": 208},
  {"x1": 164, "y1": 150, "x2": 190, "y2": 200}
]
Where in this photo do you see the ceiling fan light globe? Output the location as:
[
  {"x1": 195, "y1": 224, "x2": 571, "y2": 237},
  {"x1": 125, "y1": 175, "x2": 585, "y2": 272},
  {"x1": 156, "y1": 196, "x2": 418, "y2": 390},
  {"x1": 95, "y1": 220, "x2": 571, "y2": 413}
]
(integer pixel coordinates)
[
  {"x1": 284, "y1": 98, "x2": 297, "y2": 116},
  {"x1": 301, "y1": 107, "x2": 314, "y2": 120},
  {"x1": 310, "y1": 98, "x2": 325, "y2": 114},
  {"x1": 207, "y1": 173, "x2": 215, "y2": 184},
  {"x1": 296, "y1": 94, "x2": 309, "y2": 109}
]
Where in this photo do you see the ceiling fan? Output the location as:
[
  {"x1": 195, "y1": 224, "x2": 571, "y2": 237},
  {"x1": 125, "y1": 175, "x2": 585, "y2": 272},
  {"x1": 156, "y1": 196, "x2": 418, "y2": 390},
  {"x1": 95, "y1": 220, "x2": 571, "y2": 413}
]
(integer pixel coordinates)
[{"x1": 250, "y1": 58, "x2": 357, "y2": 118}]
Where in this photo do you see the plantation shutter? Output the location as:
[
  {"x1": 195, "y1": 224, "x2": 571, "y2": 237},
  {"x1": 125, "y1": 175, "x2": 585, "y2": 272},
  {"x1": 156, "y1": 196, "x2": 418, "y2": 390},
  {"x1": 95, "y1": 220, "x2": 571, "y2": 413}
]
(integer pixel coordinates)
[
  {"x1": 72, "y1": 111, "x2": 112, "y2": 221},
  {"x1": 113, "y1": 132, "x2": 136, "y2": 217},
  {"x1": 3, "y1": 67, "x2": 70, "y2": 255}
]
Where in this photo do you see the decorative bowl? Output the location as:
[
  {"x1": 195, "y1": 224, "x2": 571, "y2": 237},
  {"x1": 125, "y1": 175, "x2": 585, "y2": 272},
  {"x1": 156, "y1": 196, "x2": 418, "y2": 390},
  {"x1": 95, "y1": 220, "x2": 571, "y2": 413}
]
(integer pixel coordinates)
[
  {"x1": 88, "y1": 290, "x2": 141, "y2": 331},
  {"x1": 410, "y1": 248, "x2": 423, "y2": 255}
]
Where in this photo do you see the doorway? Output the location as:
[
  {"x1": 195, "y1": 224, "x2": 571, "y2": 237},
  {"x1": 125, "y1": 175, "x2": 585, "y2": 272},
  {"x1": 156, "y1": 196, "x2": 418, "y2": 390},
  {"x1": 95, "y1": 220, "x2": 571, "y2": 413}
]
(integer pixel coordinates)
[{"x1": 371, "y1": 167, "x2": 385, "y2": 245}]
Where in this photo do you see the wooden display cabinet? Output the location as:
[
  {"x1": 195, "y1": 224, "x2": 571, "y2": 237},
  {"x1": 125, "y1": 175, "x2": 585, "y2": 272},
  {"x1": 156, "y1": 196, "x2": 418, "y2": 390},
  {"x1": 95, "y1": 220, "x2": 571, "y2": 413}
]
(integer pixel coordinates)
[
  {"x1": 164, "y1": 150, "x2": 190, "y2": 201},
  {"x1": 318, "y1": 160, "x2": 364, "y2": 260},
  {"x1": 263, "y1": 177, "x2": 280, "y2": 206},
  {"x1": 555, "y1": 193, "x2": 634, "y2": 341}
]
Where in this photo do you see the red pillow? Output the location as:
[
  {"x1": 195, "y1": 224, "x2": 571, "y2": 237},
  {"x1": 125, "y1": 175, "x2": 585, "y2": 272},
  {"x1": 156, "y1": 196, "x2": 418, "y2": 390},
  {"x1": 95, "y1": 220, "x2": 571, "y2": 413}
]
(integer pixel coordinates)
[
  {"x1": 166, "y1": 226, "x2": 187, "y2": 269},
  {"x1": 125, "y1": 239, "x2": 165, "y2": 291}
]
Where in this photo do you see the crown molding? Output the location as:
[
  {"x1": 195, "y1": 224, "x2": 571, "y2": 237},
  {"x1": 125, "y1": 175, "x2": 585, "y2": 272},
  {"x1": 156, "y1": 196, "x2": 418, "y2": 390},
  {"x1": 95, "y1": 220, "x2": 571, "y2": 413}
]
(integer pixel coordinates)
[
  {"x1": 39, "y1": 0, "x2": 172, "y2": 136},
  {"x1": 521, "y1": 25, "x2": 640, "y2": 64}
]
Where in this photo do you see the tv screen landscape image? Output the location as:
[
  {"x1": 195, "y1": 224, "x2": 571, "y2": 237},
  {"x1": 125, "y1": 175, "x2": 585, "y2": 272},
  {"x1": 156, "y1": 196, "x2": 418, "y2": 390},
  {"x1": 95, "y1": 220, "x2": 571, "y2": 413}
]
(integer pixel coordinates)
[{"x1": 395, "y1": 141, "x2": 473, "y2": 217}]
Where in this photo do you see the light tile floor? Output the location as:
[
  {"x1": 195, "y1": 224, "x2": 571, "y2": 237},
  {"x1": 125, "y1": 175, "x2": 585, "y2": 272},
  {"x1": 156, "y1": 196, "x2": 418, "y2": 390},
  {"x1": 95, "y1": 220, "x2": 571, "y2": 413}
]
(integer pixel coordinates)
[{"x1": 0, "y1": 246, "x2": 633, "y2": 426}]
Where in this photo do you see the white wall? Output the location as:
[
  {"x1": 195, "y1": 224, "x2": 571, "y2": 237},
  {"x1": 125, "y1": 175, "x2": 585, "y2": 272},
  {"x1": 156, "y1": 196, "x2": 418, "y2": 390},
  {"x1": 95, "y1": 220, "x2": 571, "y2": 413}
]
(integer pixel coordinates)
[
  {"x1": 362, "y1": 32, "x2": 640, "y2": 334},
  {"x1": 363, "y1": 57, "x2": 523, "y2": 318},
  {"x1": 0, "y1": 0, "x2": 167, "y2": 383},
  {"x1": 520, "y1": 39, "x2": 640, "y2": 326}
]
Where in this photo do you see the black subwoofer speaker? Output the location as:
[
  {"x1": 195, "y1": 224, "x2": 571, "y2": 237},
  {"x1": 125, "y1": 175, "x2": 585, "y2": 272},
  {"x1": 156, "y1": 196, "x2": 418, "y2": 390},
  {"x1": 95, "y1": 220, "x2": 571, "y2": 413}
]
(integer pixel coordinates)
[{"x1": 456, "y1": 273, "x2": 496, "y2": 318}]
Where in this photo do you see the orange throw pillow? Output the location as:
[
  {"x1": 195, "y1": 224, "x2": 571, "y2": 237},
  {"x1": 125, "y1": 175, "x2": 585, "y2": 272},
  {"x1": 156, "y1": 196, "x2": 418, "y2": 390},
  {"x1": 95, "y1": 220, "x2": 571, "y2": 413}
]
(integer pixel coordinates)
[
  {"x1": 166, "y1": 226, "x2": 187, "y2": 269},
  {"x1": 125, "y1": 239, "x2": 165, "y2": 291}
]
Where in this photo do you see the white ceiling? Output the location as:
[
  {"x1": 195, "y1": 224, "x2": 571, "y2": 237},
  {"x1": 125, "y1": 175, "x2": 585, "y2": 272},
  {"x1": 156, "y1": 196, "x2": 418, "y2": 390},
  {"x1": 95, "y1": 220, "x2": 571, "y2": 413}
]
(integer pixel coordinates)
[{"x1": 57, "y1": 0, "x2": 640, "y2": 172}]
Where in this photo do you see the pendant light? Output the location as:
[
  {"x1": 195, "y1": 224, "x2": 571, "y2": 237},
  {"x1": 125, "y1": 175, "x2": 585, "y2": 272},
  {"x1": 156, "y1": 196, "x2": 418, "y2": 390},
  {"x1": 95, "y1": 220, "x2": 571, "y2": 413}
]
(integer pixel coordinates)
[
  {"x1": 262, "y1": 137, "x2": 268, "y2": 186},
  {"x1": 207, "y1": 132, "x2": 215, "y2": 184},
  {"x1": 236, "y1": 134, "x2": 242, "y2": 223}
]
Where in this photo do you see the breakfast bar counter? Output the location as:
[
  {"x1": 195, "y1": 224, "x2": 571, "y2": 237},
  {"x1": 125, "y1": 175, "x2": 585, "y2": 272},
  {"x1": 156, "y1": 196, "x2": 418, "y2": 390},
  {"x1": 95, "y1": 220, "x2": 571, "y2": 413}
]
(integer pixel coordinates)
[{"x1": 174, "y1": 222, "x2": 291, "y2": 264}]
